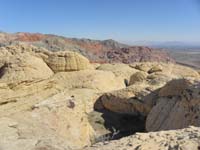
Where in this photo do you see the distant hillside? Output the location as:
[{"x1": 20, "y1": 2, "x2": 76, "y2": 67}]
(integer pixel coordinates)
[
  {"x1": 130, "y1": 40, "x2": 200, "y2": 69},
  {"x1": 0, "y1": 32, "x2": 174, "y2": 63}
]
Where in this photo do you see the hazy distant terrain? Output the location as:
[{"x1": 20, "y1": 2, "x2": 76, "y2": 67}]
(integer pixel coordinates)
[
  {"x1": 168, "y1": 50, "x2": 200, "y2": 69},
  {"x1": 162, "y1": 46, "x2": 200, "y2": 69},
  {"x1": 130, "y1": 41, "x2": 200, "y2": 69}
]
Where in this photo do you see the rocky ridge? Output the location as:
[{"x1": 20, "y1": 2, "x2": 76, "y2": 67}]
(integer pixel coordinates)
[{"x1": 0, "y1": 32, "x2": 174, "y2": 63}]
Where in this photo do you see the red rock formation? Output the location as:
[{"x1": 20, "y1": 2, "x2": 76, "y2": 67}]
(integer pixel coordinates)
[
  {"x1": 0, "y1": 32, "x2": 175, "y2": 63},
  {"x1": 15, "y1": 32, "x2": 46, "y2": 42}
]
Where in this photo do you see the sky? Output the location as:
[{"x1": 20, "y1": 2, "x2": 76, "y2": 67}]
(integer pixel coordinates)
[{"x1": 0, "y1": 0, "x2": 200, "y2": 43}]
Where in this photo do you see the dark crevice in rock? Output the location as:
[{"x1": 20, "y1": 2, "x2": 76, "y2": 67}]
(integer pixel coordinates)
[
  {"x1": 0, "y1": 63, "x2": 7, "y2": 78},
  {"x1": 124, "y1": 79, "x2": 129, "y2": 87},
  {"x1": 88, "y1": 109, "x2": 146, "y2": 143},
  {"x1": 0, "y1": 100, "x2": 17, "y2": 106}
]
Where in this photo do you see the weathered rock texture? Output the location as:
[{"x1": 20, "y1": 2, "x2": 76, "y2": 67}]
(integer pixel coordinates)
[
  {"x1": 96, "y1": 63, "x2": 138, "y2": 85},
  {"x1": 129, "y1": 72, "x2": 148, "y2": 85},
  {"x1": 94, "y1": 83, "x2": 155, "y2": 116},
  {"x1": 85, "y1": 126, "x2": 200, "y2": 150},
  {"x1": 95, "y1": 63, "x2": 200, "y2": 117},
  {"x1": 146, "y1": 79, "x2": 200, "y2": 132},
  {"x1": 0, "y1": 44, "x2": 125, "y2": 150},
  {"x1": 0, "y1": 44, "x2": 54, "y2": 83},
  {"x1": 0, "y1": 44, "x2": 200, "y2": 150},
  {"x1": 0, "y1": 44, "x2": 93, "y2": 83},
  {"x1": 44, "y1": 51, "x2": 92, "y2": 72}
]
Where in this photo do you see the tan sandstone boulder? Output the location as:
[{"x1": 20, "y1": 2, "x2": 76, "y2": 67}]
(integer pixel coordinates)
[
  {"x1": 94, "y1": 83, "x2": 158, "y2": 116},
  {"x1": 0, "y1": 69, "x2": 125, "y2": 117},
  {"x1": 97, "y1": 63, "x2": 138, "y2": 86},
  {"x1": 0, "y1": 45, "x2": 54, "y2": 83},
  {"x1": 129, "y1": 71, "x2": 148, "y2": 85},
  {"x1": 147, "y1": 65, "x2": 162, "y2": 74},
  {"x1": 0, "y1": 44, "x2": 94, "y2": 84},
  {"x1": 0, "y1": 78, "x2": 101, "y2": 149},
  {"x1": 0, "y1": 67, "x2": 124, "y2": 150},
  {"x1": 44, "y1": 51, "x2": 93, "y2": 72},
  {"x1": 50, "y1": 69, "x2": 125, "y2": 92},
  {"x1": 94, "y1": 63, "x2": 200, "y2": 121},
  {"x1": 0, "y1": 90, "x2": 96, "y2": 150},
  {"x1": 0, "y1": 44, "x2": 126, "y2": 150},
  {"x1": 131, "y1": 62, "x2": 200, "y2": 79}
]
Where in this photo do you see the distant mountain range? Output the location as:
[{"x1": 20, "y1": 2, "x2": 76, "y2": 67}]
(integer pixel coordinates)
[{"x1": 0, "y1": 32, "x2": 174, "y2": 63}]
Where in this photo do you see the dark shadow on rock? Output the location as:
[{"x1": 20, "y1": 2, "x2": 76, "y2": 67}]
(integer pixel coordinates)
[
  {"x1": 101, "y1": 109, "x2": 146, "y2": 139},
  {"x1": 88, "y1": 109, "x2": 146, "y2": 143},
  {"x1": 89, "y1": 86, "x2": 161, "y2": 142},
  {"x1": 0, "y1": 63, "x2": 7, "y2": 78}
]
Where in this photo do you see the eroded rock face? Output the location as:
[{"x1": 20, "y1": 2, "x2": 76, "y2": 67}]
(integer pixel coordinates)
[
  {"x1": 0, "y1": 91, "x2": 95, "y2": 150},
  {"x1": 50, "y1": 70, "x2": 125, "y2": 92},
  {"x1": 0, "y1": 44, "x2": 94, "y2": 82},
  {"x1": 129, "y1": 72, "x2": 148, "y2": 85},
  {"x1": 147, "y1": 65, "x2": 162, "y2": 74},
  {"x1": 93, "y1": 64, "x2": 200, "y2": 140},
  {"x1": 0, "y1": 82, "x2": 107, "y2": 149},
  {"x1": 0, "y1": 44, "x2": 54, "y2": 83},
  {"x1": 45, "y1": 51, "x2": 92, "y2": 72},
  {"x1": 94, "y1": 83, "x2": 156, "y2": 116},
  {"x1": 95, "y1": 63, "x2": 200, "y2": 118},
  {"x1": 0, "y1": 46, "x2": 127, "y2": 149},
  {"x1": 0, "y1": 44, "x2": 126, "y2": 149},
  {"x1": 84, "y1": 126, "x2": 200, "y2": 150},
  {"x1": 158, "y1": 78, "x2": 192, "y2": 97},
  {"x1": 96, "y1": 63, "x2": 138, "y2": 86},
  {"x1": 131, "y1": 62, "x2": 200, "y2": 79},
  {"x1": 0, "y1": 44, "x2": 200, "y2": 150},
  {"x1": 146, "y1": 79, "x2": 200, "y2": 132}
]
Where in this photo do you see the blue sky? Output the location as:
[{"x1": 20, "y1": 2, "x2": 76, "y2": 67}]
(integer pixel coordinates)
[{"x1": 0, "y1": 0, "x2": 200, "y2": 43}]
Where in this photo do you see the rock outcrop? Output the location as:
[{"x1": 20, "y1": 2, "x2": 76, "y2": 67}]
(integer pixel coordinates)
[
  {"x1": 131, "y1": 62, "x2": 200, "y2": 79},
  {"x1": 96, "y1": 63, "x2": 138, "y2": 85},
  {"x1": 104, "y1": 47, "x2": 174, "y2": 64},
  {"x1": 0, "y1": 91, "x2": 95, "y2": 150},
  {"x1": 44, "y1": 51, "x2": 92, "y2": 72},
  {"x1": 129, "y1": 72, "x2": 148, "y2": 85},
  {"x1": 0, "y1": 44, "x2": 125, "y2": 149},
  {"x1": 95, "y1": 63, "x2": 200, "y2": 118},
  {"x1": 94, "y1": 83, "x2": 156, "y2": 116},
  {"x1": 0, "y1": 44, "x2": 93, "y2": 84},
  {"x1": 85, "y1": 126, "x2": 200, "y2": 150},
  {"x1": 0, "y1": 43, "x2": 200, "y2": 150},
  {"x1": 0, "y1": 44, "x2": 54, "y2": 83},
  {"x1": 158, "y1": 79, "x2": 192, "y2": 97},
  {"x1": 146, "y1": 78, "x2": 200, "y2": 132}
]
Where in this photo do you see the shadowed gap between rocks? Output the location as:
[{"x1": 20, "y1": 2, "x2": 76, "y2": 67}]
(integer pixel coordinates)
[
  {"x1": 0, "y1": 63, "x2": 7, "y2": 78},
  {"x1": 88, "y1": 109, "x2": 146, "y2": 143},
  {"x1": 88, "y1": 85, "x2": 161, "y2": 143}
]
